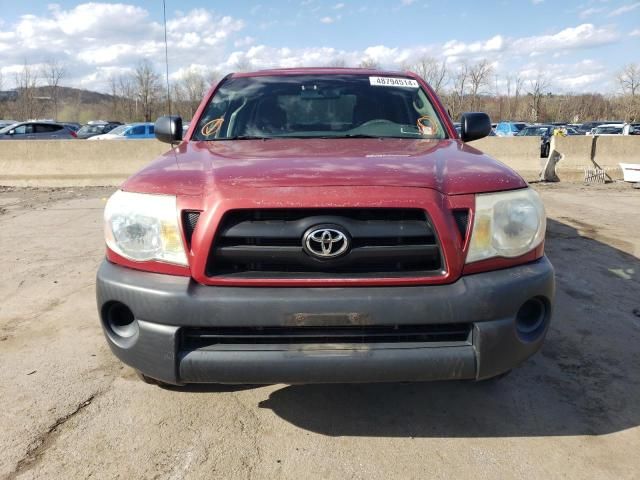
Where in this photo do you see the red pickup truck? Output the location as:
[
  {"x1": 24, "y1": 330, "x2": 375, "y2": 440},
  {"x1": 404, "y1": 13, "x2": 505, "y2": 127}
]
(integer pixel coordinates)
[{"x1": 97, "y1": 68, "x2": 554, "y2": 386}]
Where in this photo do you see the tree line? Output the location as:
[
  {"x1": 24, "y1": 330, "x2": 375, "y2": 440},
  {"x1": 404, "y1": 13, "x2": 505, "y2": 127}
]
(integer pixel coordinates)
[{"x1": 0, "y1": 57, "x2": 638, "y2": 124}]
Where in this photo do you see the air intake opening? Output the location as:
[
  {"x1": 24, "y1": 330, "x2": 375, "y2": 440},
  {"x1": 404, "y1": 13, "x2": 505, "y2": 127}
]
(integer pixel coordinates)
[
  {"x1": 182, "y1": 211, "x2": 201, "y2": 246},
  {"x1": 452, "y1": 209, "x2": 469, "y2": 241}
]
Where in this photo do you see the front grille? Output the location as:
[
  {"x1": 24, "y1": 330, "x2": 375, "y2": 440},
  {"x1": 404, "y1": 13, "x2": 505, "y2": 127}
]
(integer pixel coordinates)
[
  {"x1": 206, "y1": 209, "x2": 443, "y2": 278},
  {"x1": 181, "y1": 324, "x2": 472, "y2": 349}
]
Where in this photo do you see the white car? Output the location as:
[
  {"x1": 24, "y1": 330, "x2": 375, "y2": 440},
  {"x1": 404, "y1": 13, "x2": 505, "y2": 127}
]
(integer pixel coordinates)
[{"x1": 586, "y1": 123, "x2": 635, "y2": 136}]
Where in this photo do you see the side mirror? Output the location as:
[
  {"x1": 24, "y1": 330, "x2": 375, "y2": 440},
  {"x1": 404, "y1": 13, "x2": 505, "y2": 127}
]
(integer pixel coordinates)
[
  {"x1": 155, "y1": 115, "x2": 183, "y2": 144},
  {"x1": 459, "y1": 112, "x2": 492, "y2": 142}
]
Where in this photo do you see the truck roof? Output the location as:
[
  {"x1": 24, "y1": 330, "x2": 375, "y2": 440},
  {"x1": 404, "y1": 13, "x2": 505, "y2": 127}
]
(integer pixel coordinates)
[{"x1": 232, "y1": 67, "x2": 417, "y2": 78}]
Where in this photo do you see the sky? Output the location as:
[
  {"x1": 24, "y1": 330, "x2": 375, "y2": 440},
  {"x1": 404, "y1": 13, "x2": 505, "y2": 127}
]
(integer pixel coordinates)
[{"x1": 0, "y1": 0, "x2": 638, "y2": 94}]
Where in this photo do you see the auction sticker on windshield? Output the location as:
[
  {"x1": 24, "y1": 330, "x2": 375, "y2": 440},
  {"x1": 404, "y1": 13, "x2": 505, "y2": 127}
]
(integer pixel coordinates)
[{"x1": 369, "y1": 76, "x2": 419, "y2": 88}]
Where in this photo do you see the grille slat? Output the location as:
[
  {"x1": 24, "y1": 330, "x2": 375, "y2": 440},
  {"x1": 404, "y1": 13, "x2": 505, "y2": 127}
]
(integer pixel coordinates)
[
  {"x1": 182, "y1": 324, "x2": 472, "y2": 348},
  {"x1": 207, "y1": 208, "x2": 443, "y2": 278},
  {"x1": 221, "y1": 219, "x2": 433, "y2": 241}
]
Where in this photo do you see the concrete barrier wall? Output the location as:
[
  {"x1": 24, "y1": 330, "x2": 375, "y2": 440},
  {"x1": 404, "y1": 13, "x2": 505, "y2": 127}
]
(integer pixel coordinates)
[
  {"x1": 554, "y1": 136, "x2": 640, "y2": 181},
  {"x1": 469, "y1": 137, "x2": 544, "y2": 182},
  {"x1": 0, "y1": 136, "x2": 638, "y2": 187},
  {"x1": 0, "y1": 140, "x2": 169, "y2": 187}
]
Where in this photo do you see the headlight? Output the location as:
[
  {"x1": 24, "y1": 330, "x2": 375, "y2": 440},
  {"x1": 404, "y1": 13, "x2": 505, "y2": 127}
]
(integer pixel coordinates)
[
  {"x1": 104, "y1": 190, "x2": 188, "y2": 266},
  {"x1": 466, "y1": 188, "x2": 546, "y2": 263}
]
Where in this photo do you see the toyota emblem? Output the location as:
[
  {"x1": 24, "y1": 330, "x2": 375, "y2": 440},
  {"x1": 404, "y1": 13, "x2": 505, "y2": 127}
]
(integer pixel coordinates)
[{"x1": 303, "y1": 226, "x2": 350, "y2": 259}]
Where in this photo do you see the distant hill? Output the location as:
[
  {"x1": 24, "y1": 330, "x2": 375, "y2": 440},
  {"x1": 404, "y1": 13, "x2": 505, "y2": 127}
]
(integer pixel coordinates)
[
  {"x1": 31, "y1": 86, "x2": 115, "y2": 104},
  {"x1": 0, "y1": 86, "x2": 121, "y2": 123}
]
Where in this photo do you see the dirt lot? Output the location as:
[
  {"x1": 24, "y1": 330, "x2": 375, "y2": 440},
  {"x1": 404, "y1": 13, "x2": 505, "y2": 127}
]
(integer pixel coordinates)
[{"x1": 1, "y1": 182, "x2": 639, "y2": 479}]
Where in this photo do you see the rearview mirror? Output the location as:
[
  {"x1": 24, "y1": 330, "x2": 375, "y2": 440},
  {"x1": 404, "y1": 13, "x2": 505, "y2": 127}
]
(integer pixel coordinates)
[
  {"x1": 459, "y1": 112, "x2": 492, "y2": 142},
  {"x1": 155, "y1": 115, "x2": 183, "y2": 144}
]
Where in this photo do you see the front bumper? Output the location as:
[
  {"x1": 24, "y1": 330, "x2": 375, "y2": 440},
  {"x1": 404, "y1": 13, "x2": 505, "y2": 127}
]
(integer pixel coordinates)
[{"x1": 96, "y1": 258, "x2": 555, "y2": 385}]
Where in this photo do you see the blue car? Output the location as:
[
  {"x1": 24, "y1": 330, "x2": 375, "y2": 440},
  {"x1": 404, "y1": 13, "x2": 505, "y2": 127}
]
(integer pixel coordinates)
[
  {"x1": 87, "y1": 122, "x2": 155, "y2": 140},
  {"x1": 495, "y1": 121, "x2": 527, "y2": 137}
]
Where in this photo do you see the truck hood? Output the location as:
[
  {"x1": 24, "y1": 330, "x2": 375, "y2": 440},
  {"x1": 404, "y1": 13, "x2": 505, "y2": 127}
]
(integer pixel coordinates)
[{"x1": 123, "y1": 138, "x2": 526, "y2": 196}]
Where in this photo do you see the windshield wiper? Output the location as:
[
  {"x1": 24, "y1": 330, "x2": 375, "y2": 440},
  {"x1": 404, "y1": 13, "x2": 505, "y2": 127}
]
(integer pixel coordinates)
[
  {"x1": 213, "y1": 135, "x2": 271, "y2": 141},
  {"x1": 339, "y1": 134, "x2": 384, "y2": 139}
]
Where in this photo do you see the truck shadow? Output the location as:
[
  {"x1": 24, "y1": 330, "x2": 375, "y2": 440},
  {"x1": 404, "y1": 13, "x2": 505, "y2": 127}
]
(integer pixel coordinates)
[{"x1": 254, "y1": 218, "x2": 640, "y2": 437}]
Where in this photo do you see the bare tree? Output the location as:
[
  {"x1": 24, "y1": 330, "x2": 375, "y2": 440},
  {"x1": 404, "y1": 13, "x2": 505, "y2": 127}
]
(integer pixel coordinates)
[
  {"x1": 41, "y1": 59, "x2": 65, "y2": 120},
  {"x1": 133, "y1": 60, "x2": 161, "y2": 122},
  {"x1": 179, "y1": 70, "x2": 207, "y2": 119},
  {"x1": 234, "y1": 58, "x2": 252, "y2": 73},
  {"x1": 328, "y1": 58, "x2": 347, "y2": 68},
  {"x1": 359, "y1": 58, "x2": 380, "y2": 69},
  {"x1": 527, "y1": 73, "x2": 550, "y2": 122},
  {"x1": 617, "y1": 63, "x2": 639, "y2": 96},
  {"x1": 468, "y1": 59, "x2": 493, "y2": 111},
  {"x1": 14, "y1": 62, "x2": 40, "y2": 120},
  {"x1": 506, "y1": 74, "x2": 524, "y2": 119},
  {"x1": 449, "y1": 62, "x2": 470, "y2": 119},
  {"x1": 107, "y1": 75, "x2": 120, "y2": 120},
  {"x1": 118, "y1": 74, "x2": 135, "y2": 121},
  {"x1": 411, "y1": 56, "x2": 448, "y2": 94}
]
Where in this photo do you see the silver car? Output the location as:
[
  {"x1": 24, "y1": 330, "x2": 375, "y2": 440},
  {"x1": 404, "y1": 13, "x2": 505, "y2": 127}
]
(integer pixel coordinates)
[{"x1": 0, "y1": 121, "x2": 78, "y2": 139}]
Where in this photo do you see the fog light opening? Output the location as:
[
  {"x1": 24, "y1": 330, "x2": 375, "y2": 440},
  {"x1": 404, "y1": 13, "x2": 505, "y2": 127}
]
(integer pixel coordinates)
[
  {"x1": 516, "y1": 297, "x2": 548, "y2": 341},
  {"x1": 104, "y1": 302, "x2": 138, "y2": 340}
]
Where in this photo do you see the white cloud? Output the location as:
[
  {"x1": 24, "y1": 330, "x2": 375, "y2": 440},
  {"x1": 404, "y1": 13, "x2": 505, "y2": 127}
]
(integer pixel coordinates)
[
  {"x1": 512, "y1": 23, "x2": 618, "y2": 55},
  {"x1": 579, "y1": 7, "x2": 605, "y2": 18},
  {"x1": 0, "y1": 5, "x2": 624, "y2": 95},
  {"x1": 608, "y1": 2, "x2": 640, "y2": 16},
  {"x1": 630, "y1": 29, "x2": 640, "y2": 37},
  {"x1": 0, "y1": 3, "x2": 244, "y2": 89},
  {"x1": 442, "y1": 35, "x2": 504, "y2": 56}
]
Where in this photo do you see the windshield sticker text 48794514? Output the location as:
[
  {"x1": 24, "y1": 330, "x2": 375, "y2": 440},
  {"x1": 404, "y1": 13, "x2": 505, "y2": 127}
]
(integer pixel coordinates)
[{"x1": 369, "y1": 76, "x2": 419, "y2": 88}]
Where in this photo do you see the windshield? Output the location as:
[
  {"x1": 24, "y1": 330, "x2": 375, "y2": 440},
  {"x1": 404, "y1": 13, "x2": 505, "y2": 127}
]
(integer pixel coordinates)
[
  {"x1": 78, "y1": 125, "x2": 105, "y2": 134},
  {"x1": 594, "y1": 126, "x2": 622, "y2": 134},
  {"x1": 0, "y1": 123, "x2": 19, "y2": 134},
  {"x1": 108, "y1": 125, "x2": 128, "y2": 136},
  {"x1": 193, "y1": 74, "x2": 447, "y2": 140}
]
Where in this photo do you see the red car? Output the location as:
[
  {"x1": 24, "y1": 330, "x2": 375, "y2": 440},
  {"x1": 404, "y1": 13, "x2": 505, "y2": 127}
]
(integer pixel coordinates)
[{"x1": 97, "y1": 68, "x2": 554, "y2": 386}]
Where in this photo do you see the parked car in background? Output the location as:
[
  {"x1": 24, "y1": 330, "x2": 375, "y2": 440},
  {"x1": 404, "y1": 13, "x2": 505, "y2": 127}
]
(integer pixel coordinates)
[
  {"x1": 76, "y1": 121, "x2": 123, "y2": 139},
  {"x1": 0, "y1": 121, "x2": 78, "y2": 140},
  {"x1": 517, "y1": 124, "x2": 581, "y2": 157},
  {"x1": 586, "y1": 123, "x2": 635, "y2": 136},
  {"x1": 576, "y1": 121, "x2": 621, "y2": 135},
  {"x1": 64, "y1": 122, "x2": 82, "y2": 132},
  {"x1": 87, "y1": 122, "x2": 155, "y2": 140},
  {"x1": 517, "y1": 124, "x2": 554, "y2": 157},
  {"x1": 0, "y1": 120, "x2": 17, "y2": 129},
  {"x1": 495, "y1": 121, "x2": 527, "y2": 136}
]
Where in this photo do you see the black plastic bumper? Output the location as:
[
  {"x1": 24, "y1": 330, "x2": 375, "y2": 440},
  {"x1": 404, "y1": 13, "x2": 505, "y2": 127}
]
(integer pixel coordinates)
[{"x1": 96, "y1": 258, "x2": 555, "y2": 385}]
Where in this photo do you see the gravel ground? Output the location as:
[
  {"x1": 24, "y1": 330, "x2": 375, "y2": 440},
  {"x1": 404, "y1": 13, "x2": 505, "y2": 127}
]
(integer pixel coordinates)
[{"x1": 0, "y1": 182, "x2": 639, "y2": 479}]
